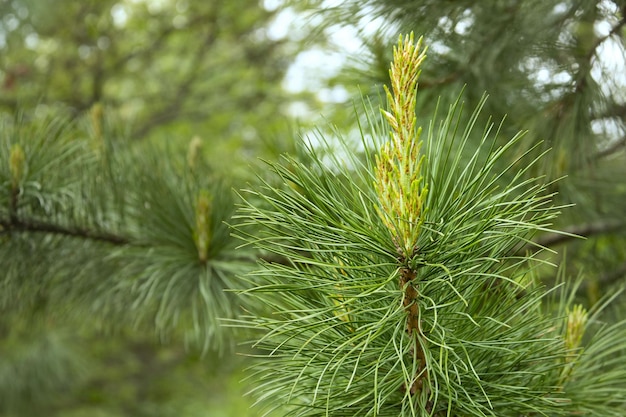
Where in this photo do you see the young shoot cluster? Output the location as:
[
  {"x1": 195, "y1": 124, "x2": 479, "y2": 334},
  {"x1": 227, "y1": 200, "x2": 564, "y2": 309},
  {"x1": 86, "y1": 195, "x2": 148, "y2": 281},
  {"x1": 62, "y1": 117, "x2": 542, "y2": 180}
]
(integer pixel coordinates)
[{"x1": 374, "y1": 33, "x2": 428, "y2": 258}]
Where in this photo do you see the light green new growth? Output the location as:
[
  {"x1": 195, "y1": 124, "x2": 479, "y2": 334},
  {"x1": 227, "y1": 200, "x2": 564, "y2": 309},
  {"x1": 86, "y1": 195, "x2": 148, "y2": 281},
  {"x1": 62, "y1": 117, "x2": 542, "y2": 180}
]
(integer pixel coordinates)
[
  {"x1": 375, "y1": 33, "x2": 430, "y2": 397},
  {"x1": 565, "y1": 304, "x2": 588, "y2": 355},
  {"x1": 9, "y1": 143, "x2": 26, "y2": 187},
  {"x1": 194, "y1": 189, "x2": 212, "y2": 263},
  {"x1": 557, "y1": 303, "x2": 589, "y2": 389},
  {"x1": 375, "y1": 33, "x2": 428, "y2": 257},
  {"x1": 187, "y1": 136, "x2": 203, "y2": 171}
]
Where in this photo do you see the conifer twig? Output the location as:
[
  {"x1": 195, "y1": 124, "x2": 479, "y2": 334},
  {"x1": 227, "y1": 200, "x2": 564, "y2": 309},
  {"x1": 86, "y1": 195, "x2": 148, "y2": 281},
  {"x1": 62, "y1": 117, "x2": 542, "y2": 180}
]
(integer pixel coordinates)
[
  {"x1": 518, "y1": 219, "x2": 624, "y2": 254},
  {"x1": 0, "y1": 217, "x2": 133, "y2": 246},
  {"x1": 374, "y1": 32, "x2": 429, "y2": 395}
]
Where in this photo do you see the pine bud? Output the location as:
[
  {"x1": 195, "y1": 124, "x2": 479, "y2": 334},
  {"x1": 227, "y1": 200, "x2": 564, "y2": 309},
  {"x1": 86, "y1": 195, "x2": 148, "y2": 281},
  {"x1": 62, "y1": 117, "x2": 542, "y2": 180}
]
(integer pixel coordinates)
[
  {"x1": 9, "y1": 143, "x2": 26, "y2": 187},
  {"x1": 565, "y1": 304, "x2": 588, "y2": 359},
  {"x1": 374, "y1": 32, "x2": 428, "y2": 257},
  {"x1": 194, "y1": 189, "x2": 212, "y2": 263},
  {"x1": 187, "y1": 136, "x2": 203, "y2": 171}
]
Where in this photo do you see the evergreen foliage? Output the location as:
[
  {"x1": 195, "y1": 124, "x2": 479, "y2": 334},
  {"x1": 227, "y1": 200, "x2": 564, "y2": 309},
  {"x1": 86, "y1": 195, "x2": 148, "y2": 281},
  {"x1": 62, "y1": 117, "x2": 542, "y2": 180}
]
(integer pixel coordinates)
[
  {"x1": 0, "y1": 110, "x2": 250, "y2": 351},
  {"x1": 0, "y1": 0, "x2": 316, "y2": 412},
  {"x1": 1, "y1": 1, "x2": 625, "y2": 415},
  {"x1": 311, "y1": 0, "x2": 626, "y2": 292},
  {"x1": 235, "y1": 34, "x2": 626, "y2": 416},
  {"x1": 0, "y1": 110, "x2": 253, "y2": 415}
]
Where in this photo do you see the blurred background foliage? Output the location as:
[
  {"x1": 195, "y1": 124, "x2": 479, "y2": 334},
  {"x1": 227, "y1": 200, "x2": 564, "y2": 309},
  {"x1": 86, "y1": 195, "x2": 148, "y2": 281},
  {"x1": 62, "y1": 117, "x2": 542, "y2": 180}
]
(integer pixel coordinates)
[{"x1": 1, "y1": 0, "x2": 625, "y2": 416}]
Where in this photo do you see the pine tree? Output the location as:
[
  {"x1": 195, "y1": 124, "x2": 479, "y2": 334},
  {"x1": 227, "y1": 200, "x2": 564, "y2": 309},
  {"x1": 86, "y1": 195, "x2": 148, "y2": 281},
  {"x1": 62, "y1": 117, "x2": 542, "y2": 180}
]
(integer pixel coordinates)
[{"x1": 234, "y1": 34, "x2": 626, "y2": 416}]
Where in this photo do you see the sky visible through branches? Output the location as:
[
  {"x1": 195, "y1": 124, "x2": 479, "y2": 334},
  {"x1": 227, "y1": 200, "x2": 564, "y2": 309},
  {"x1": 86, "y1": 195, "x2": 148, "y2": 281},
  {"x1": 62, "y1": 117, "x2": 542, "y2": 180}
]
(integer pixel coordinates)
[{"x1": 271, "y1": 0, "x2": 626, "y2": 146}]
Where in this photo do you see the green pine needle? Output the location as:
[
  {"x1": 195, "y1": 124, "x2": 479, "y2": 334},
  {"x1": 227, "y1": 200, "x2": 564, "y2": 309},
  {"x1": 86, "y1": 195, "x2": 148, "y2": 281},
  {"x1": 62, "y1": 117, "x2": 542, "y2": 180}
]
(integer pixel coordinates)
[{"x1": 233, "y1": 34, "x2": 626, "y2": 416}]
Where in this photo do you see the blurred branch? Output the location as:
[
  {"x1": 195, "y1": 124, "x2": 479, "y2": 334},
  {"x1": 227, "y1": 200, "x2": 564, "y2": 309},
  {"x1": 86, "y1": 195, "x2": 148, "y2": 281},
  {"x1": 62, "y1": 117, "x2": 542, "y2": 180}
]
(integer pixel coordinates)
[
  {"x1": 595, "y1": 134, "x2": 626, "y2": 160},
  {"x1": 0, "y1": 217, "x2": 132, "y2": 246},
  {"x1": 0, "y1": 98, "x2": 18, "y2": 112},
  {"x1": 570, "y1": 11, "x2": 626, "y2": 95},
  {"x1": 131, "y1": 11, "x2": 220, "y2": 139},
  {"x1": 586, "y1": 10, "x2": 626, "y2": 62},
  {"x1": 67, "y1": 14, "x2": 216, "y2": 114},
  {"x1": 518, "y1": 219, "x2": 625, "y2": 254},
  {"x1": 109, "y1": 14, "x2": 211, "y2": 73},
  {"x1": 419, "y1": 71, "x2": 463, "y2": 89},
  {"x1": 593, "y1": 103, "x2": 626, "y2": 121}
]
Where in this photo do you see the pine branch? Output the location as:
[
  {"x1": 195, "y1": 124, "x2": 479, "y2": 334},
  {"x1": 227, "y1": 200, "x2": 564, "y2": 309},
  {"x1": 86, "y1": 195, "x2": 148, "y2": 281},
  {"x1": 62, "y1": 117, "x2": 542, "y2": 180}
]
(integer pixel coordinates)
[
  {"x1": 0, "y1": 216, "x2": 133, "y2": 246},
  {"x1": 586, "y1": 10, "x2": 626, "y2": 62},
  {"x1": 518, "y1": 219, "x2": 625, "y2": 254},
  {"x1": 234, "y1": 28, "x2": 626, "y2": 416},
  {"x1": 131, "y1": 12, "x2": 220, "y2": 139},
  {"x1": 595, "y1": 134, "x2": 626, "y2": 160},
  {"x1": 375, "y1": 33, "x2": 430, "y2": 396}
]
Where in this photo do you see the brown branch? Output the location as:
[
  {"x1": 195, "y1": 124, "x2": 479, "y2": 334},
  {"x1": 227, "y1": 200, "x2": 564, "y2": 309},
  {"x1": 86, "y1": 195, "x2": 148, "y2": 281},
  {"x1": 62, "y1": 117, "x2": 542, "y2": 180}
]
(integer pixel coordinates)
[
  {"x1": 0, "y1": 217, "x2": 133, "y2": 246},
  {"x1": 568, "y1": 13, "x2": 626, "y2": 95},
  {"x1": 592, "y1": 103, "x2": 626, "y2": 121},
  {"x1": 594, "y1": 134, "x2": 626, "y2": 159},
  {"x1": 518, "y1": 220, "x2": 625, "y2": 254},
  {"x1": 586, "y1": 12, "x2": 626, "y2": 62},
  {"x1": 131, "y1": 14, "x2": 220, "y2": 140},
  {"x1": 399, "y1": 266, "x2": 428, "y2": 395},
  {"x1": 419, "y1": 70, "x2": 463, "y2": 89}
]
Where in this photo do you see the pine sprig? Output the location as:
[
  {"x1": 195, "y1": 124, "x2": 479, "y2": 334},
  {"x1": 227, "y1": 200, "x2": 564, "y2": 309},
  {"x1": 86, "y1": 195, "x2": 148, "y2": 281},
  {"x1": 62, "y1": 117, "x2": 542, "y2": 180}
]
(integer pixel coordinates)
[
  {"x1": 0, "y1": 111, "x2": 249, "y2": 353},
  {"x1": 234, "y1": 34, "x2": 626, "y2": 416}
]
